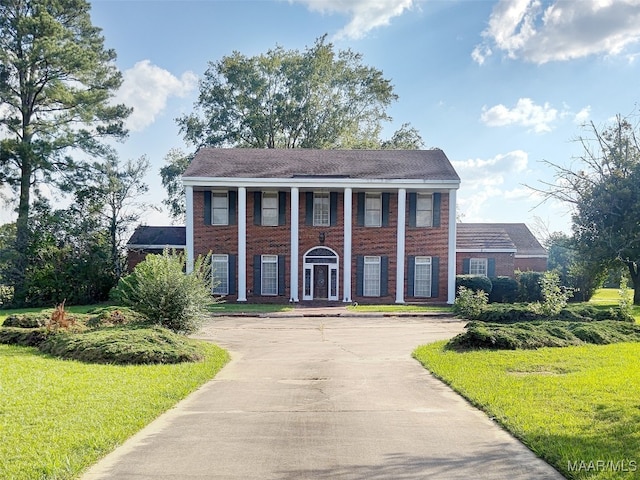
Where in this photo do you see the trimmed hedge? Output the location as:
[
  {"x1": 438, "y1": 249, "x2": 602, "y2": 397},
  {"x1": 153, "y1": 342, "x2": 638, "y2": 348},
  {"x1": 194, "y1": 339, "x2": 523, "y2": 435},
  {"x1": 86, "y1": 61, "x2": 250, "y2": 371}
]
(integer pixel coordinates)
[
  {"x1": 456, "y1": 275, "x2": 492, "y2": 294},
  {"x1": 38, "y1": 327, "x2": 206, "y2": 364},
  {"x1": 473, "y1": 303, "x2": 633, "y2": 324},
  {"x1": 488, "y1": 277, "x2": 519, "y2": 303},
  {"x1": 448, "y1": 320, "x2": 640, "y2": 350},
  {"x1": 0, "y1": 327, "x2": 54, "y2": 347},
  {"x1": 2, "y1": 312, "x2": 51, "y2": 328}
]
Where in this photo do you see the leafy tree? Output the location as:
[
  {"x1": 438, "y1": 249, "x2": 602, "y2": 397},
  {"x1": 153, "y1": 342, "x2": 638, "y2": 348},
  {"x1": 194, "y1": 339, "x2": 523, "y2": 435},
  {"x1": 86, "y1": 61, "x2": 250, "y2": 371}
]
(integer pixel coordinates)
[
  {"x1": 71, "y1": 155, "x2": 152, "y2": 278},
  {"x1": 160, "y1": 148, "x2": 191, "y2": 222},
  {"x1": 0, "y1": 0, "x2": 130, "y2": 301},
  {"x1": 177, "y1": 35, "x2": 397, "y2": 149},
  {"x1": 381, "y1": 123, "x2": 425, "y2": 149},
  {"x1": 532, "y1": 115, "x2": 640, "y2": 303}
]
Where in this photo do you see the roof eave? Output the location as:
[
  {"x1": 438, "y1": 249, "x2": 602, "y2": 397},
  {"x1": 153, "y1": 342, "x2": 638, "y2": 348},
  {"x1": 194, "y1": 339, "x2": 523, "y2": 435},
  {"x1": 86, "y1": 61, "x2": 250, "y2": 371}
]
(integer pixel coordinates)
[{"x1": 182, "y1": 176, "x2": 461, "y2": 189}]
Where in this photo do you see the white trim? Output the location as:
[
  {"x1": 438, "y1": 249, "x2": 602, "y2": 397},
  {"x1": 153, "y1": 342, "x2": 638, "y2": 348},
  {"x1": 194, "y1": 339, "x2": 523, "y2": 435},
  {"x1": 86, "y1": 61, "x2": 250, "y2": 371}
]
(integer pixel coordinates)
[
  {"x1": 183, "y1": 176, "x2": 460, "y2": 190},
  {"x1": 290, "y1": 187, "x2": 299, "y2": 302},
  {"x1": 303, "y1": 246, "x2": 339, "y2": 301},
  {"x1": 447, "y1": 189, "x2": 457, "y2": 304},
  {"x1": 237, "y1": 187, "x2": 247, "y2": 302},
  {"x1": 343, "y1": 187, "x2": 352, "y2": 303},
  {"x1": 515, "y1": 254, "x2": 548, "y2": 258},
  {"x1": 395, "y1": 188, "x2": 406, "y2": 304},
  {"x1": 457, "y1": 248, "x2": 517, "y2": 253},
  {"x1": 185, "y1": 186, "x2": 194, "y2": 274}
]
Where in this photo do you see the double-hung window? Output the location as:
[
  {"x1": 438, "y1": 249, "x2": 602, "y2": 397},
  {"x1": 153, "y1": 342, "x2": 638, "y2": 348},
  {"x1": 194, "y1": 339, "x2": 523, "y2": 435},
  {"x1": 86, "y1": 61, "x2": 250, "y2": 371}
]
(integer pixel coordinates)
[
  {"x1": 313, "y1": 193, "x2": 330, "y2": 226},
  {"x1": 212, "y1": 255, "x2": 229, "y2": 295},
  {"x1": 363, "y1": 256, "x2": 381, "y2": 297},
  {"x1": 365, "y1": 193, "x2": 382, "y2": 227},
  {"x1": 261, "y1": 255, "x2": 278, "y2": 295},
  {"x1": 212, "y1": 192, "x2": 229, "y2": 225},
  {"x1": 262, "y1": 192, "x2": 278, "y2": 226},
  {"x1": 416, "y1": 194, "x2": 433, "y2": 227},
  {"x1": 469, "y1": 258, "x2": 488, "y2": 276},
  {"x1": 414, "y1": 256, "x2": 432, "y2": 297}
]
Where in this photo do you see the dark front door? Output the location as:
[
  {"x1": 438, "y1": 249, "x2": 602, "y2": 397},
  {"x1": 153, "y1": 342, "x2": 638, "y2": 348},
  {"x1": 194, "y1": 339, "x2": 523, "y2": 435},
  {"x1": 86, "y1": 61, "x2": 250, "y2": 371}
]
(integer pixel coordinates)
[{"x1": 314, "y1": 265, "x2": 329, "y2": 299}]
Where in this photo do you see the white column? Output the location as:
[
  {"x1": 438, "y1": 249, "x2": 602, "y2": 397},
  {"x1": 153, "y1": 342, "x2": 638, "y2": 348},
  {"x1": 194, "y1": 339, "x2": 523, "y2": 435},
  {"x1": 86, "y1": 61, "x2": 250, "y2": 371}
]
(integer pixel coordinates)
[
  {"x1": 290, "y1": 187, "x2": 299, "y2": 302},
  {"x1": 343, "y1": 187, "x2": 352, "y2": 302},
  {"x1": 237, "y1": 187, "x2": 247, "y2": 302},
  {"x1": 395, "y1": 188, "x2": 406, "y2": 304},
  {"x1": 185, "y1": 186, "x2": 194, "y2": 273},
  {"x1": 447, "y1": 189, "x2": 457, "y2": 304}
]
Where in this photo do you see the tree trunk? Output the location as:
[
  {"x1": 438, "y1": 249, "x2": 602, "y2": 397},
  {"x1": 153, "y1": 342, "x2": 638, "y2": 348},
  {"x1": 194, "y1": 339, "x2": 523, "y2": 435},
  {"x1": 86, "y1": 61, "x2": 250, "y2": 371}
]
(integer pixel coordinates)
[
  {"x1": 626, "y1": 261, "x2": 640, "y2": 305},
  {"x1": 13, "y1": 153, "x2": 32, "y2": 305}
]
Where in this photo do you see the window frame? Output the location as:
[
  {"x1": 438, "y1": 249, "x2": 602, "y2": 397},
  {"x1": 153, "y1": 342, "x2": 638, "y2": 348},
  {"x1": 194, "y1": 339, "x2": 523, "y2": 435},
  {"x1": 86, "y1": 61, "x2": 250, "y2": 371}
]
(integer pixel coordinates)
[
  {"x1": 363, "y1": 256, "x2": 381, "y2": 297},
  {"x1": 469, "y1": 258, "x2": 488, "y2": 276},
  {"x1": 211, "y1": 254, "x2": 229, "y2": 295},
  {"x1": 313, "y1": 192, "x2": 330, "y2": 226},
  {"x1": 261, "y1": 255, "x2": 278, "y2": 296},
  {"x1": 365, "y1": 193, "x2": 382, "y2": 227},
  {"x1": 416, "y1": 193, "x2": 433, "y2": 227},
  {"x1": 211, "y1": 191, "x2": 229, "y2": 225},
  {"x1": 413, "y1": 256, "x2": 432, "y2": 298},
  {"x1": 261, "y1": 192, "x2": 278, "y2": 226}
]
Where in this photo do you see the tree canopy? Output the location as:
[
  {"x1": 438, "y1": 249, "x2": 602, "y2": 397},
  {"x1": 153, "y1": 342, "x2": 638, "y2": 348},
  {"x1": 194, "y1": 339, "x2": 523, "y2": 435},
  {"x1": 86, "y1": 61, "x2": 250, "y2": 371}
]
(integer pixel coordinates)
[
  {"x1": 533, "y1": 115, "x2": 640, "y2": 303},
  {"x1": 0, "y1": 0, "x2": 130, "y2": 303},
  {"x1": 177, "y1": 35, "x2": 409, "y2": 149}
]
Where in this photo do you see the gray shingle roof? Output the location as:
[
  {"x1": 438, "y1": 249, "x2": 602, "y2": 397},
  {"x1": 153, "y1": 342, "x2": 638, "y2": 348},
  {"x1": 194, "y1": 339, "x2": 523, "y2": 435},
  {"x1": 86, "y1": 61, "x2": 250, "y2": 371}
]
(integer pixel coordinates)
[
  {"x1": 127, "y1": 226, "x2": 186, "y2": 247},
  {"x1": 183, "y1": 148, "x2": 460, "y2": 181},
  {"x1": 456, "y1": 223, "x2": 547, "y2": 256}
]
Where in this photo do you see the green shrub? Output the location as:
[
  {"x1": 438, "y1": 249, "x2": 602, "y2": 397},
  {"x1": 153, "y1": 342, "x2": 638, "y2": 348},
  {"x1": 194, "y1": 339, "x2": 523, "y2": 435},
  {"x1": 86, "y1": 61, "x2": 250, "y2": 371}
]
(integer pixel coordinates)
[
  {"x1": 448, "y1": 320, "x2": 640, "y2": 350},
  {"x1": 85, "y1": 306, "x2": 146, "y2": 328},
  {"x1": 529, "y1": 271, "x2": 572, "y2": 317},
  {"x1": 0, "y1": 327, "x2": 55, "y2": 347},
  {"x1": 453, "y1": 286, "x2": 488, "y2": 320},
  {"x1": 516, "y1": 271, "x2": 543, "y2": 302},
  {"x1": 488, "y1": 277, "x2": 519, "y2": 303},
  {"x1": 473, "y1": 303, "x2": 633, "y2": 323},
  {"x1": 455, "y1": 275, "x2": 492, "y2": 294},
  {"x1": 38, "y1": 327, "x2": 206, "y2": 364},
  {"x1": 111, "y1": 250, "x2": 216, "y2": 334},
  {"x1": 2, "y1": 312, "x2": 51, "y2": 328}
]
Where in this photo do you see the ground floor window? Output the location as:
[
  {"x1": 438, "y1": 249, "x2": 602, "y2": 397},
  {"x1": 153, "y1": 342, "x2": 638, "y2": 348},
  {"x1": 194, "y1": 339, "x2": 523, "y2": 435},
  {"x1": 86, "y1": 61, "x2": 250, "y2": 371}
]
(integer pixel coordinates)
[
  {"x1": 363, "y1": 256, "x2": 381, "y2": 297},
  {"x1": 469, "y1": 258, "x2": 488, "y2": 276},
  {"x1": 212, "y1": 254, "x2": 229, "y2": 295},
  {"x1": 413, "y1": 256, "x2": 432, "y2": 297},
  {"x1": 261, "y1": 255, "x2": 278, "y2": 295}
]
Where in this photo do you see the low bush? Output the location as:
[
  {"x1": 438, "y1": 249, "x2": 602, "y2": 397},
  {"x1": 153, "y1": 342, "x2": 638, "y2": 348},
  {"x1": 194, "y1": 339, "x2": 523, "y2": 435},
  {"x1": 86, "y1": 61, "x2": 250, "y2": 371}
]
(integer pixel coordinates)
[
  {"x1": 473, "y1": 303, "x2": 634, "y2": 324},
  {"x1": 516, "y1": 271, "x2": 543, "y2": 302},
  {"x1": 455, "y1": 275, "x2": 492, "y2": 294},
  {"x1": 85, "y1": 306, "x2": 146, "y2": 328},
  {"x1": 38, "y1": 327, "x2": 206, "y2": 364},
  {"x1": 488, "y1": 276, "x2": 519, "y2": 303},
  {"x1": 3, "y1": 311, "x2": 51, "y2": 328},
  {"x1": 448, "y1": 320, "x2": 640, "y2": 350},
  {"x1": 453, "y1": 286, "x2": 488, "y2": 319},
  {"x1": 0, "y1": 327, "x2": 55, "y2": 347}
]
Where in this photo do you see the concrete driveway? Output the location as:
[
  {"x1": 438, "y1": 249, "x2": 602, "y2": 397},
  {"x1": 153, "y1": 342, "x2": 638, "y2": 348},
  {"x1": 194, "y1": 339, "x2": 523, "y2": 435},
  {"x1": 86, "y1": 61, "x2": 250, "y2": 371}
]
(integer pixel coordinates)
[{"x1": 82, "y1": 315, "x2": 564, "y2": 480}]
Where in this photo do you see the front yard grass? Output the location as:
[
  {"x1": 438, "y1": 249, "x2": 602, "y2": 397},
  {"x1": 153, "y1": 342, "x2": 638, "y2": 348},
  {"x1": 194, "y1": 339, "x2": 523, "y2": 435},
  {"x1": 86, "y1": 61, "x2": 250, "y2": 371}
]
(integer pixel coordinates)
[
  {"x1": 414, "y1": 342, "x2": 640, "y2": 478},
  {"x1": 0, "y1": 342, "x2": 229, "y2": 480}
]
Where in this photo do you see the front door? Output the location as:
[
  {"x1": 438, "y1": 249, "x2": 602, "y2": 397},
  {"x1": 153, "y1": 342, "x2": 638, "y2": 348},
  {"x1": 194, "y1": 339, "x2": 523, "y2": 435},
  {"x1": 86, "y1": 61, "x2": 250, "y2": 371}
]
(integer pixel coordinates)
[{"x1": 314, "y1": 265, "x2": 329, "y2": 299}]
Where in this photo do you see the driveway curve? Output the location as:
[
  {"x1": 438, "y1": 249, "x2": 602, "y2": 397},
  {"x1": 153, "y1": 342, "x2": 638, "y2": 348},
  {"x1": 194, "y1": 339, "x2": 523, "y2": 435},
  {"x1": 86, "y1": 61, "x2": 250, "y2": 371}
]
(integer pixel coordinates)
[{"x1": 82, "y1": 315, "x2": 564, "y2": 480}]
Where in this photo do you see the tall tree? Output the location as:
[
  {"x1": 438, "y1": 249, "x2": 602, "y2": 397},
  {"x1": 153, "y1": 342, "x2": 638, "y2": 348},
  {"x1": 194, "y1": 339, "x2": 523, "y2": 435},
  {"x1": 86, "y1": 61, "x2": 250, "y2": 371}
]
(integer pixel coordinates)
[
  {"x1": 177, "y1": 35, "x2": 398, "y2": 149},
  {"x1": 532, "y1": 115, "x2": 640, "y2": 303},
  {"x1": 0, "y1": 0, "x2": 130, "y2": 301},
  {"x1": 160, "y1": 148, "x2": 191, "y2": 222}
]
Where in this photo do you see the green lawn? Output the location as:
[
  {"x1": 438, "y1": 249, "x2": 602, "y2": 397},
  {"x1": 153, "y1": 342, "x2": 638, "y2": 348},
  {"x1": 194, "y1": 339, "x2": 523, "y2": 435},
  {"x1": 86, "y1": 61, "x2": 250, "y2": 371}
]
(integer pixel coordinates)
[
  {"x1": 414, "y1": 288, "x2": 640, "y2": 479},
  {"x1": 0, "y1": 342, "x2": 229, "y2": 480}
]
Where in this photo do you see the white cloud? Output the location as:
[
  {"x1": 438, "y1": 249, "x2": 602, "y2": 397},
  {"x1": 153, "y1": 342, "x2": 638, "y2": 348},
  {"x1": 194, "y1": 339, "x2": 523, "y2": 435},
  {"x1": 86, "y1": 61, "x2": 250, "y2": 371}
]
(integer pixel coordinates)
[
  {"x1": 115, "y1": 60, "x2": 198, "y2": 132},
  {"x1": 480, "y1": 98, "x2": 558, "y2": 133},
  {"x1": 473, "y1": 0, "x2": 640, "y2": 64},
  {"x1": 293, "y1": 0, "x2": 415, "y2": 39},
  {"x1": 573, "y1": 106, "x2": 592, "y2": 124}
]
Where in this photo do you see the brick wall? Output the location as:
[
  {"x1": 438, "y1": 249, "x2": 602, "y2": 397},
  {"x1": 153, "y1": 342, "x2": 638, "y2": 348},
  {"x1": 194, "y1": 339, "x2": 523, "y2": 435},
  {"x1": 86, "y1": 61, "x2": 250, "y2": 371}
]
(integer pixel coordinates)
[
  {"x1": 514, "y1": 257, "x2": 547, "y2": 273},
  {"x1": 456, "y1": 252, "x2": 515, "y2": 278},
  {"x1": 193, "y1": 189, "x2": 451, "y2": 303}
]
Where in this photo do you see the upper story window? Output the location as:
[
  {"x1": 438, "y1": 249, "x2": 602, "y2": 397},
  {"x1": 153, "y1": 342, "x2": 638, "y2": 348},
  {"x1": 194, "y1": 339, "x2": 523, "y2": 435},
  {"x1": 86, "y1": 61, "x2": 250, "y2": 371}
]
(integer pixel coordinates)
[
  {"x1": 469, "y1": 258, "x2": 488, "y2": 276},
  {"x1": 313, "y1": 193, "x2": 330, "y2": 226},
  {"x1": 212, "y1": 192, "x2": 229, "y2": 225},
  {"x1": 416, "y1": 194, "x2": 433, "y2": 227},
  {"x1": 365, "y1": 193, "x2": 382, "y2": 227},
  {"x1": 262, "y1": 192, "x2": 278, "y2": 226}
]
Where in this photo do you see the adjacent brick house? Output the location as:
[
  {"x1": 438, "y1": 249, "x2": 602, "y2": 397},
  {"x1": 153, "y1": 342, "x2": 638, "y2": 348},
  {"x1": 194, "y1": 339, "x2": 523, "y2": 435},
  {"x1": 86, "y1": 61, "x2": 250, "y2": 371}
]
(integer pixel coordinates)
[
  {"x1": 456, "y1": 223, "x2": 547, "y2": 278},
  {"x1": 126, "y1": 225, "x2": 186, "y2": 270},
  {"x1": 182, "y1": 148, "x2": 461, "y2": 304}
]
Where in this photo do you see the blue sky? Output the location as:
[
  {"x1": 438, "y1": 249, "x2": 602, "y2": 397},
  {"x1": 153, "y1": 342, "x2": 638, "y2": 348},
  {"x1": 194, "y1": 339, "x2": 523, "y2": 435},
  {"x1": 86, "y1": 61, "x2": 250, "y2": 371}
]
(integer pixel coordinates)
[{"x1": 9, "y1": 0, "x2": 640, "y2": 238}]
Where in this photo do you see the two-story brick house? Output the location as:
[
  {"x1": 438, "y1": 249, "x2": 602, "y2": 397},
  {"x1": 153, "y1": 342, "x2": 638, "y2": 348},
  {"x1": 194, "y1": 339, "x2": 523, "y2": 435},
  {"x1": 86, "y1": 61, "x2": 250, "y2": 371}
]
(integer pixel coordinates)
[{"x1": 182, "y1": 148, "x2": 461, "y2": 304}]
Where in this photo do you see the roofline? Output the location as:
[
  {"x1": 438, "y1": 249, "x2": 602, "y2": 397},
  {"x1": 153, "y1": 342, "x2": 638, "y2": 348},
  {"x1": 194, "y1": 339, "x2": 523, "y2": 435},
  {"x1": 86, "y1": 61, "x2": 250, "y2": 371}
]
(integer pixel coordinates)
[
  {"x1": 515, "y1": 254, "x2": 548, "y2": 258},
  {"x1": 127, "y1": 244, "x2": 187, "y2": 249},
  {"x1": 183, "y1": 176, "x2": 461, "y2": 190},
  {"x1": 456, "y1": 248, "x2": 518, "y2": 253}
]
